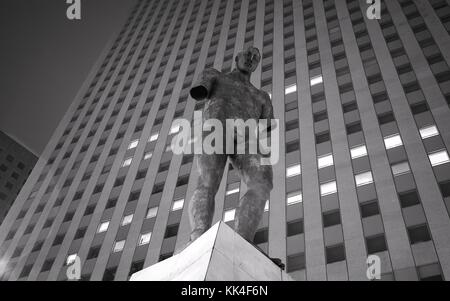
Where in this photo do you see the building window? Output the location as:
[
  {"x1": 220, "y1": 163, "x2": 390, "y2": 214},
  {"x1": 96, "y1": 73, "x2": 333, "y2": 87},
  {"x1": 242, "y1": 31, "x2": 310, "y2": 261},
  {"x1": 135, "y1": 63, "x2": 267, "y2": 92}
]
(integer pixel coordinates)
[
  {"x1": 97, "y1": 221, "x2": 110, "y2": 233},
  {"x1": 355, "y1": 171, "x2": 373, "y2": 187},
  {"x1": 318, "y1": 154, "x2": 334, "y2": 169},
  {"x1": 287, "y1": 191, "x2": 302, "y2": 205},
  {"x1": 138, "y1": 232, "x2": 152, "y2": 246},
  {"x1": 223, "y1": 209, "x2": 236, "y2": 222},
  {"x1": 66, "y1": 254, "x2": 77, "y2": 265},
  {"x1": 286, "y1": 164, "x2": 301, "y2": 177},
  {"x1": 144, "y1": 152, "x2": 153, "y2": 160},
  {"x1": 146, "y1": 207, "x2": 158, "y2": 219},
  {"x1": 285, "y1": 84, "x2": 297, "y2": 95},
  {"x1": 172, "y1": 199, "x2": 184, "y2": 211},
  {"x1": 408, "y1": 224, "x2": 431, "y2": 244},
  {"x1": 121, "y1": 214, "x2": 133, "y2": 226},
  {"x1": 113, "y1": 240, "x2": 126, "y2": 252},
  {"x1": 287, "y1": 253, "x2": 305, "y2": 272},
  {"x1": 310, "y1": 75, "x2": 323, "y2": 86},
  {"x1": 149, "y1": 133, "x2": 159, "y2": 142},
  {"x1": 320, "y1": 181, "x2": 337, "y2": 196},
  {"x1": 326, "y1": 244, "x2": 346, "y2": 264},
  {"x1": 226, "y1": 187, "x2": 240, "y2": 196},
  {"x1": 360, "y1": 200, "x2": 380, "y2": 218},
  {"x1": 164, "y1": 224, "x2": 179, "y2": 238},
  {"x1": 350, "y1": 145, "x2": 368, "y2": 159},
  {"x1": 419, "y1": 125, "x2": 439, "y2": 140},
  {"x1": 384, "y1": 134, "x2": 403, "y2": 150},
  {"x1": 253, "y1": 228, "x2": 268, "y2": 244},
  {"x1": 429, "y1": 150, "x2": 450, "y2": 167},
  {"x1": 122, "y1": 157, "x2": 132, "y2": 167},
  {"x1": 264, "y1": 200, "x2": 269, "y2": 211},
  {"x1": 417, "y1": 263, "x2": 443, "y2": 281},
  {"x1": 323, "y1": 210, "x2": 341, "y2": 227},
  {"x1": 287, "y1": 220, "x2": 303, "y2": 236},
  {"x1": 128, "y1": 139, "x2": 139, "y2": 150},
  {"x1": 366, "y1": 235, "x2": 387, "y2": 254},
  {"x1": 391, "y1": 161, "x2": 411, "y2": 176}
]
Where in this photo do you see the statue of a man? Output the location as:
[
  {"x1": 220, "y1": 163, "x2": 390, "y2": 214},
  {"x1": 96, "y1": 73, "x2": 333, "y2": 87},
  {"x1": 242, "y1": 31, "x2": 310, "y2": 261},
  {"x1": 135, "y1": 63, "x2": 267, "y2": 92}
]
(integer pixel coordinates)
[{"x1": 188, "y1": 47, "x2": 275, "y2": 248}]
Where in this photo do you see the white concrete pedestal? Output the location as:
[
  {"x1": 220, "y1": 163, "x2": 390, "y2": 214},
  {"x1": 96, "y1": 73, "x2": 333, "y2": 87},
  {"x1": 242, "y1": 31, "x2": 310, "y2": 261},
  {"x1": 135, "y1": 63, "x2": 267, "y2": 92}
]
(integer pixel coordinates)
[{"x1": 130, "y1": 221, "x2": 293, "y2": 281}]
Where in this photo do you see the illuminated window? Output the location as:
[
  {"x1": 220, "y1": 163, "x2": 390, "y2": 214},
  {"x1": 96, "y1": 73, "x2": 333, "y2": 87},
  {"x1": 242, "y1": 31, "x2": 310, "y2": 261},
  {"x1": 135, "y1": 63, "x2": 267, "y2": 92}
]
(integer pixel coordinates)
[
  {"x1": 264, "y1": 200, "x2": 269, "y2": 211},
  {"x1": 223, "y1": 209, "x2": 236, "y2": 222},
  {"x1": 113, "y1": 240, "x2": 125, "y2": 252},
  {"x1": 172, "y1": 199, "x2": 184, "y2": 211},
  {"x1": 97, "y1": 221, "x2": 109, "y2": 233},
  {"x1": 286, "y1": 164, "x2": 301, "y2": 177},
  {"x1": 355, "y1": 171, "x2": 373, "y2": 187},
  {"x1": 170, "y1": 124, "x2": 181, "y2": 134},
  {"x1": 122, "y1": 157, "x2": 132, "y2": 167},
  {"x1": 128, "y1": 139, "x2": 139, "y2": 150},
  {"x1": 420, "y1": 125, "x2": 439, "y2": 140},
  {"x1": 318, "y1": 154, "x2": 334, "y2": 169},
  {"x1": 320, "y1": 181, "x2": 337, "y2": 196},
  {"x1": 384, "y1": 134, "x2": 403, "y2": 150},
  {"x1": 146, "y1": 207, "x2": 158, "y2": 219},
  {"x1": 285, "y1": 84, "x2": 297, "y2": 95},
  {"x1": 149, "y1": 133, "x2": 159, "y2": 142},
  {"x1": 287, "y1": 191, "x2": 303, "y2": 205},
  {"x1": 310, "y1": 75, "x2": 323, "y2": 86},
  {"x1": 138, "y1": 232, "x2": 152, "y2": 246},
  {"x1": 350, "y1": 145, "x2": 367, "y2": 159},
  {"x1": 66, "y1": 254, "x2": 77, "y2": 265},
  {"x1": 429, "y1": 150, "x2": 450, "y2": 167},
  {"x1": 226, "y1": 187, "x2": 240, "y2": 196},
  {"x1": 121, "y1": 214, "x2": 133, "y2": 226},
  {"x1": 144, "y1": 152, "x2": 152, "y2": 160}
]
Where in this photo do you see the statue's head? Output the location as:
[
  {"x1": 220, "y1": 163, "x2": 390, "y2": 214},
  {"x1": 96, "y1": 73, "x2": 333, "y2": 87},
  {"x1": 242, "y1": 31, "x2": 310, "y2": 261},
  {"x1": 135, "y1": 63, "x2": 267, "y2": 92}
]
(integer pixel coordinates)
[{"x1": 235, "y1": 46, "x2": 261, "y2": 74}]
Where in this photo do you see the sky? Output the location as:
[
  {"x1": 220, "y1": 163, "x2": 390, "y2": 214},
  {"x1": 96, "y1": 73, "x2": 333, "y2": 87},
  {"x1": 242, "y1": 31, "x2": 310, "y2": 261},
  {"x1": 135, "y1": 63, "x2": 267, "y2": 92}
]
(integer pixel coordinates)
[{"x1": 0, "y1": 0, "x2": 138, "y2": 156}]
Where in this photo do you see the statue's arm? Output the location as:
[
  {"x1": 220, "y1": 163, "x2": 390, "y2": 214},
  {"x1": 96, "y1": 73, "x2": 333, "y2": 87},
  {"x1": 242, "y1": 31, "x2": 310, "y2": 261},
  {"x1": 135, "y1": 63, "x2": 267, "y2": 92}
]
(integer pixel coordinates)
[
  {"x1": 260, "y1": 92, "x2": 277, "y2": 133},
  {"x1": 189, "y1": 68, "x2": 220, "y2": 101}
]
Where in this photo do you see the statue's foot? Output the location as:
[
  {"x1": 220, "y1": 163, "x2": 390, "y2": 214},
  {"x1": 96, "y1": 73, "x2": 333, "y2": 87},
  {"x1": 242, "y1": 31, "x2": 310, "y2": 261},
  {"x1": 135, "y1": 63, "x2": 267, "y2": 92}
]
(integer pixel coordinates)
[{"x1": 253, "y1": 244, "x2": 286, "y2": 270}]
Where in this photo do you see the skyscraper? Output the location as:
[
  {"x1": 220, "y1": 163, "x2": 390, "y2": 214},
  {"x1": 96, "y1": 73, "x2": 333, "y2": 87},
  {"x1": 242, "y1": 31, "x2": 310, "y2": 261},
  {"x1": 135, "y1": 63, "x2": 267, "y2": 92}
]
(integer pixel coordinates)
[
  {"x1": 1, "y1": 0, "x2": 450, "y2": 281},
  {"x1": 0, "y1": 131, "x2": 37, "y2": 224}
]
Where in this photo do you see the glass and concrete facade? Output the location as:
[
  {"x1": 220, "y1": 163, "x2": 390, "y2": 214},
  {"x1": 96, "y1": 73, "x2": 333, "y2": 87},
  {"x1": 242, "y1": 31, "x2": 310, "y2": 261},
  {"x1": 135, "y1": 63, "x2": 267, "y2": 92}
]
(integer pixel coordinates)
[{"x1": 1, "y1": 0, "x2": 450, "y2": 281}]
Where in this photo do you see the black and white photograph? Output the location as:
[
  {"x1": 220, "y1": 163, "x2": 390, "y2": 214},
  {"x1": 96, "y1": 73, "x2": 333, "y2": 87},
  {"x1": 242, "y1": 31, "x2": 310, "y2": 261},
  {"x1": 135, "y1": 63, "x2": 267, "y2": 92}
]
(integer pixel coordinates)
[{"x1": 1, "y1": 0, "x2": 450, "y2": 290}]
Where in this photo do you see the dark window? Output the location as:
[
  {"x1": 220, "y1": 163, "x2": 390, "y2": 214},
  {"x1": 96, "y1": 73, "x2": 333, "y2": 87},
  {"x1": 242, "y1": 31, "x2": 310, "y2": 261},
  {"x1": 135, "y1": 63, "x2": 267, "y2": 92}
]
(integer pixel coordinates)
[
  {"x1": 75, "y1": 227, "x2": 87, "y2": 239},
  {"x1": 326, "y1": 244, "x2": 346, "y2": 264},
  {"x1": 378, "y1": 112, "x2": 395, "y2": 125},
  {"x1": 128, "y1": 190, "x2": 141, "y2": 202},
  {"x1": 407, "y1": 224, "x2": 431, "y2": 244},
  {"x1": 287, "y1": 253, "x2": 305, "y2": 272},
  {"x1": 253, "y1": 228, "x2": 268, "y2": 244},
  {"x1": 323, "y1": 210, "x2": 341, "y2": 227},
  {"x1": 87, "y1": 245, "x2": 101, "y2": 259},
  {"x1": 342, "y1": 101, "x2": 358, "y2": 113},
  {"x1": 286, "y1": 141, "x2": 300, "y2": 153},
  {"x1": 411, "y1": 102, "x2": 429, "y2": 115},
  {"x1": 84, "y1": 204, "x2": 96, "y2": 216},
  {"x1": 285, "y1": 120, "x2": 299, "y2": 131},
  {"x1": 20, "y1": 264, "x2": 33, "y2": 278},
  {"x1": 32, "y1": 241, "x2": 43, "y2": 252},
  {"x1": 313, "y1": 111, "x2": 328, "y2": 122},
  {"x1": 152, "y1": 182, "x2": 164, "y2": 194},
  {"x1": 129, "y1": 260, "x2": 145, "y2": 276},
  {"x1": 366, "y1": 235, "x2": 387, "y2": 253},
  {"x1": 159, "y1": 252, "x2": 173, "y2": 262},
  {"x1": 102, "y1": 266, "x2": 117, "y2": 281},
  {"x1": 316, "y1": 132, "x2": 330, "y2": 144},
  {"x1": 287, "y1": 220, "x2": 303, "y2": 236},
  {"x1": 399, "y1": 190, "x2": 421, "y2": 208},
  {"x1": 346, "y1": 122, "x2": 362, "y2": 134},
  {"x1": 41, "y1": 258, "x2": 55, "y2": 272},
  {"x1": 64, "y1": 211, "x2": 74, "y2": 222},
  {"x1": 106, "y1": 198, "x2": 117, "y2": 209},
  {"x1": 360, "y1": 200, "x2": 380, "y2": 218},
  {"x1": 164, "y1": 224, "x2": 179, "y2": 238},
  {"x1": 53, "y1": 233, "x2": 65, "y2": 246},
  {"x1": 114, "y1": 177, "x2": 125, "y2": 187},
  {"x1": 439, "y1": 181, "x2": 450, "y2": 198}
]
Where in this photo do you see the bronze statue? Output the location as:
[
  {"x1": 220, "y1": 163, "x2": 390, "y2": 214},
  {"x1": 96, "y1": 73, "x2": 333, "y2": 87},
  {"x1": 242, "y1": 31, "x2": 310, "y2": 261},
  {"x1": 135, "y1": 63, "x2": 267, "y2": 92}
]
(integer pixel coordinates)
[{"x1": 187, "y1": 47, "x2": 280, "y2": 268}]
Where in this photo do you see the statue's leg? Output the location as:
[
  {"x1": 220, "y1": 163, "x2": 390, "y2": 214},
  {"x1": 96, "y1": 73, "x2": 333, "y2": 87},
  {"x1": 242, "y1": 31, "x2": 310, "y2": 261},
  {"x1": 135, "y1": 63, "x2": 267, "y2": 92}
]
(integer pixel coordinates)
[
  {"x1": 189, "y1": 153, "x2": 227, "y2": 242},
  {"x1": 230, "y1": 154, "x2": 273, "y2": 243}
]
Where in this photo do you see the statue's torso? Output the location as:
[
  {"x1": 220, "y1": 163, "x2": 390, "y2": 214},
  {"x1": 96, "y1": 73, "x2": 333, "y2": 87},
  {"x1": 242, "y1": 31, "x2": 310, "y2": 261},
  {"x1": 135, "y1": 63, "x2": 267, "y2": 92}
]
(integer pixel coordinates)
[{"x1": 203, "y1": 71, "x2": 266, "y2": 122}]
